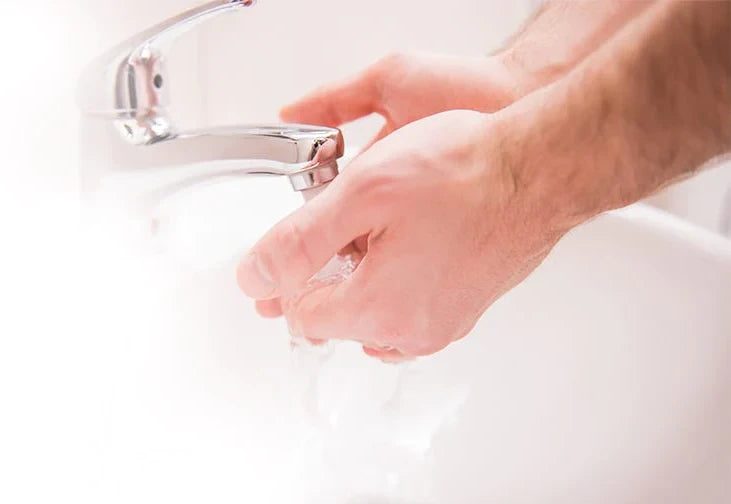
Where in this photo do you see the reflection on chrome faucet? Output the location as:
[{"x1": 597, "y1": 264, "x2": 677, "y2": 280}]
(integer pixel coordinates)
[{"x1": 77, "y1": 0, "x2": 343, "y2": 201}]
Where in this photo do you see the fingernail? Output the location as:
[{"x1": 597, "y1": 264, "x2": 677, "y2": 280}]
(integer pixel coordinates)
[{"x1": 237, "y1": 252, "x2": 276, "y2": 299}]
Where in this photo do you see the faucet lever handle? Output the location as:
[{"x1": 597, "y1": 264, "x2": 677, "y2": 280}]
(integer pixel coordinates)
[{"x1": 78, "y1": 0, "x2": 254, "y2": 126}]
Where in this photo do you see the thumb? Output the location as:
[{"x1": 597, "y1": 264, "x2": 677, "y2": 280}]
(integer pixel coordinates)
[
  {"x1": 280, "y1": 66, "x2": 382, "y2": 127},
  {"x1": 237, "y1": 180, "x2": 371, "y2": 299}
]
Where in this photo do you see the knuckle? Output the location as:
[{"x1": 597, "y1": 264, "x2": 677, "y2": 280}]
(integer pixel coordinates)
[
  {"x1": 371, "y1": 51, "x2": 410, "y2": 81},
  {"x1": 350, "y1": 170, "x2": 403, "y2": 210},
  {"x1": 380, "y1": 51, "x2": 410, "y2": 70}
]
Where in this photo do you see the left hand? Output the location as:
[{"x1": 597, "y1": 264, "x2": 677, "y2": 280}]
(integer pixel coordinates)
[{"x1": 279, "y1": 52, "x2": 522, "y2": 148}]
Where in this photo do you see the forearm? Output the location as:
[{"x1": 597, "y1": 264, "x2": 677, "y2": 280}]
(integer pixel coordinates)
[
  {"x1": 498, "y1": 0, "x2": 731, "y2": 230},
  {"x1": 497, "y1": 0, "x2": 656, "y2": 96}
]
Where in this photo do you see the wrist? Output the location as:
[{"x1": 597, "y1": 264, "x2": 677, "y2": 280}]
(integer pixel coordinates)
[
  {"x1": 485, "y1": 97, "x2": 602, "y2": 238},
  {"x1": 470, "y1": 112, "x2": 571, "y2": 248}
]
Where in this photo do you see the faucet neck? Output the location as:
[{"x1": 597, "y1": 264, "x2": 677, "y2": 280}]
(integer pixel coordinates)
[
  {"x1": 78, "y1": 1, "x2": 255, "y2": 144},
  {"x1": 77, "y1": 0, "x2": 344, "y2": 198}
]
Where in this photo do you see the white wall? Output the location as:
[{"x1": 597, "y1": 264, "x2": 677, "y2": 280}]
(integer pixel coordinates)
[{"x1": 197, "y1": 0, "x2": 531, "y2": 145}]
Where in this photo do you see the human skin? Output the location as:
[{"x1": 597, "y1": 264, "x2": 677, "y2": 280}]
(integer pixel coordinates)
[
  {"x1": 239, "y1": 1, "x2": 731, "y2": 359},
  {"x1": 255, "y1": 0, "x2": 655, "y2": 321}
]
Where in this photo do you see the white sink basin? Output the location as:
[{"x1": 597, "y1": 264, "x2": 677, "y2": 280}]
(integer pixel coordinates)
[{"x1": 33, "y1": 175, "x2": 730, "y2": 503}]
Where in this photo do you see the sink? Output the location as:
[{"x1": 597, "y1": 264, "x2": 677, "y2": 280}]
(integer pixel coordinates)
[{"x1": 64, "y1": 169, "x2": 729, "y2": 503}]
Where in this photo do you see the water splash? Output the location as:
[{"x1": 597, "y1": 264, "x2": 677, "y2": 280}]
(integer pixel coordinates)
[{"x1": 280, "y1": 255, "x2": 469, "y2": 502}]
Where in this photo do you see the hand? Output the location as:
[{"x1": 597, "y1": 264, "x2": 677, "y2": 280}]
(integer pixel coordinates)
[
  {"x1": 254, "y1": 53, "x2": 527, "y2": 321},
  {"x1": 237, "y1": 110, "x2": 564, "y2": 359},
  {"x1": 280, "y1": 52, "x2": 524, "y2": 148}
]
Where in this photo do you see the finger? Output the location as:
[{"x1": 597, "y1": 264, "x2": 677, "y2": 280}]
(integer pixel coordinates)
[
  {"x1": 286, "y1": 254, "x2": 389, "y2": 346},
  {"x1": 280, "y1": 67, "x2": 381, "y2": 127},
  {"x1": 285, "y1": 278, "x2": 363, "y2": 344},
  {"x1": 255, "y1": 298, "x2": 282, "y2": 318},
  {"x1": 237, "y1": 180, "x2": 372, "y2": 300},
  {"x1": 362, "y1": 345, "x2": 408, "y2": 363},
  {"x1": 290, "y1": 243, "x2": 448, "y2": 358}
]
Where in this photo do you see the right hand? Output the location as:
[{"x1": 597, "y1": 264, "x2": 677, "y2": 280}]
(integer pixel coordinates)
[
  {"x1": 254, "y1": 53, "x2": 528, "y2": 321},
  {"x1": 241, "y1": 110, "x2": 566, "y2": 359},
  {"x1": 280, "y1": 52, "x2": 525, "y2": 148}
]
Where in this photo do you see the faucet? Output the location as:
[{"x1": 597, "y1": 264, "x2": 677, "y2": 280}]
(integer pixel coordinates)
[{"x1": 77, "y1": 0, "x2": 344, "y2": 208}]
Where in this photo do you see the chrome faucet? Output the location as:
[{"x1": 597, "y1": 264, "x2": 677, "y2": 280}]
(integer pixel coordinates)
[{"x1": 77, "y1": 0, "x2": 344, "y2": 205}]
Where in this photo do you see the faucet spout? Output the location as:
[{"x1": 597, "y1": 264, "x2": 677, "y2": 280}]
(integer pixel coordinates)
[{"x1": 103, "y1": 124, "x2": 343, "y2": 190}]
